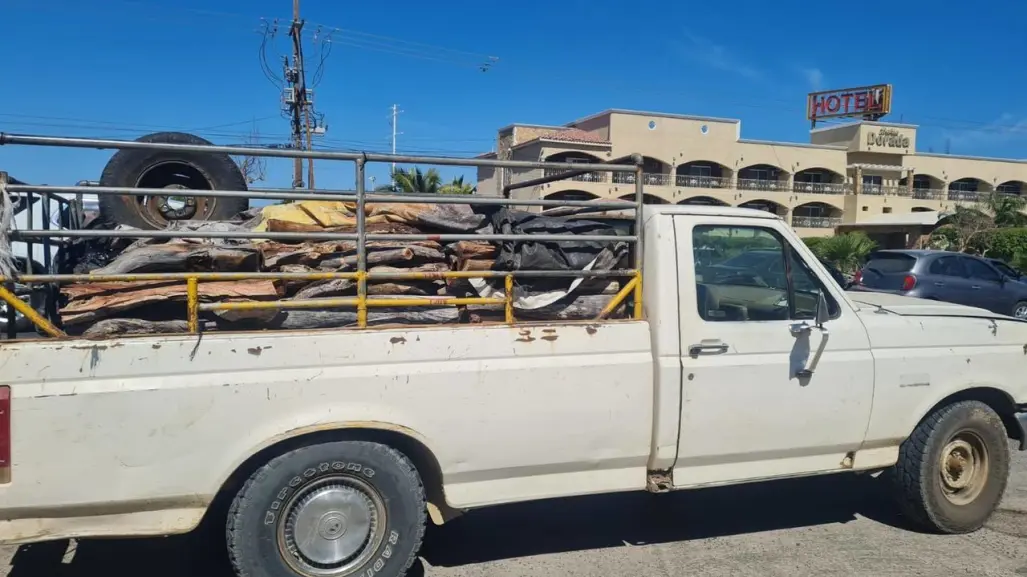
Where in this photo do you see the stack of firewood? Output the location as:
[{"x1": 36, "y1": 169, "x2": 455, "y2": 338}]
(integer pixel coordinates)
[{"x1": 56, "y1": 204, "x2": 630, "y2": 337}]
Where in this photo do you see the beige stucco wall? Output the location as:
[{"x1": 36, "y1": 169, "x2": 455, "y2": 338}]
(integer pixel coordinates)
[{"x1": 479, "y1": 112, "x2": 1027, "y2": 238}]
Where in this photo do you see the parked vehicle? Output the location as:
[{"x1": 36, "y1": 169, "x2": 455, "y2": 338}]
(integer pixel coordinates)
[
  {"x1": 1, "y1": 138, "x2": 1026, "y2": 577},
  {"x1": 854, "y1": 249, "x2": 1027, "y2": 319}
]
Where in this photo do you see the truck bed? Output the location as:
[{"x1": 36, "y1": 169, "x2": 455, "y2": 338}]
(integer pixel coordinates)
[{"x1": 0, "y1": 320, "x2": 655, "y2": 542}]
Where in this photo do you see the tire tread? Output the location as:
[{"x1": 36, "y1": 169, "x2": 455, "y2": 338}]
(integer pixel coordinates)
[
  {"x1": 891, "y1": 400, "x2": 1009, "y2": 533},
  {"x1": 226, "y1": 441, "x2": 426, "y2": 577}
]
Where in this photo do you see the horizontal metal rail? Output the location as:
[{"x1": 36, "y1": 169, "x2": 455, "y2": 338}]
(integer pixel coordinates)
[
  {"x1": 0, "y1": 269, "x2": 636, "y2": 284},
  {"x1": 12, "y1": 230, "x2": 636, "y2": 243},
  {"x1": 0, "y1": 133, "x2": 641, "y2": 172},
  {"x1": 8, "y1": 184, "x2": 638, "y2": 210}
]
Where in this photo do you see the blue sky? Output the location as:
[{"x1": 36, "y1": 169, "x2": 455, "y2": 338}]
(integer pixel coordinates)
[{"x1": 3, "y1": 0, "x2": 1026, "y2": 192}]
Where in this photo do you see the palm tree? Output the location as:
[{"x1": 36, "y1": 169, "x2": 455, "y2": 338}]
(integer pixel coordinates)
[
  {"x1": 440, "y1": 175, "x2": 476, "y2": 195},
  {"x1": 810, "y1": 232, "x2": 877, "y2": 274},
  {"x1": 982, "y1": 192, "x2": 1027, "y2": 228},
  {"x1": 384, "y1": 167, "x2": 443, "y2": 193}
]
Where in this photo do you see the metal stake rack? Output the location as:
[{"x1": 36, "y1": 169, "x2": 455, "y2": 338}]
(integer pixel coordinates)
[{"x1": 0, "y1": 133, "x2": 646, "y2": 339}]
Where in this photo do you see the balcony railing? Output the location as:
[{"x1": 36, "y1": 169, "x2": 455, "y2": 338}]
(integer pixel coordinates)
[
  {"x1": 792, "y1": 182, "x2": 849, "y2": 195},
  {"x1": 911, "y1": 188, "x2": 946, "y2": 200},
  {"x1": 792, "y1": 216, "x2": 841, "y2": 229},
  {"x1": 675, "y1": 175, "x2": 730, "y2": 188},
  {"x1": 947, "y1": 190, "x2": 981, "y2": 202},
  {"x1": 737, "y1": 178, "x2": 788, "y2": 192},
  {"x1": 542, "y1": 168, "x2": 608, "y2": 183}
]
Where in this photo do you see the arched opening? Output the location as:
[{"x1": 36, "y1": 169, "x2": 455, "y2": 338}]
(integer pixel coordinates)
[
  {"x1": 948, "y1": 177, "x2": 987, "y2": 201},
  {"x1": 899, "y1": 174, "x2": 945, "y2": 200},
  {"x1": 911, "y1": 207, "x2": 936, "y2": 213},
  {"x1": 737, "y1": 164, "x2": 787, "y2": 192},
  {"x1": 543, "y1": 190, "x2": 600, "y2": 202},
  {"x1": 794, "y1": 168, "x2": 845, "y2": 194},
  {"x1": 997, "y1": 180, "x2": 1026, "y2": 196},
  {"x1": 675, "y1": 161, "x2": 729, "y2": 189},
  {"x1": 679, "y1": 196, "x2": 729, "y2": 206},
  {"x1": 618, "y1": 193, "x2": 668, "y2": 204},
  {"x1": 543, "y1": 151, "x2": 606, "y2": 183},
  {"x1": 792, "y1": 202, "x2": 842, "y2": 229},
  {"x1": 739, "y1": 199, "x2": 787, "y2": 217},
  {"x1": 611, "y1": 155, "x2": 671, "y2": 186}
]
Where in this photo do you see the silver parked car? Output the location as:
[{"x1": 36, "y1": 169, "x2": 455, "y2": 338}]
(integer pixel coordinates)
[{"x1": 854, "y1": 249, "x2": 1027, "y2": 319}]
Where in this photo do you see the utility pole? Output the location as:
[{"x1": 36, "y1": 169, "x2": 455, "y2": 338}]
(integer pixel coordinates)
[
  {"x1": 284, "y1": 0, "x2": 315, "y2": 189},
  {"x1": 389, "y1": 104, "x2": 402, "y2": 187}
]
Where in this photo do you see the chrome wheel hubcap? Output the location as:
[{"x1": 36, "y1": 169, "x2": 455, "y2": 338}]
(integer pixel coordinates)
[{"x1": 279, "y1": 476, "x2": 386, "y2": 576}]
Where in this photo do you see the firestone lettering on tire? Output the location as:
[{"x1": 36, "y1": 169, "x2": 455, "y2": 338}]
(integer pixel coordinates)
[{"x1": 264, "y1": 462, "x2": 377, "y2": 525}]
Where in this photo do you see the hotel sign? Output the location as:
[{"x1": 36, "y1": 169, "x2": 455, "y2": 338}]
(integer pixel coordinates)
[
  {"x1": 807, "y1": 84, "x2": 892, "y2": 122},
  {"x1": 867, "y1": 128, "x2": 910, "y2": 149}
]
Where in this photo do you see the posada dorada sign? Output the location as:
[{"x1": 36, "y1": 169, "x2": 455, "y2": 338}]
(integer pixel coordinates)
[{"x1": 868, "y1": 128, "x2": 910, "y2": 149}]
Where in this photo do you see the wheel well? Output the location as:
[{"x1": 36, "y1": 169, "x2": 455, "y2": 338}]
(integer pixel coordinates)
[
  {"x1": 925, "y1": 387, "x2": 1021, "y2": 444},
  {"x1": 200, "y1": 426, "x2": 449, "y2": 532}
]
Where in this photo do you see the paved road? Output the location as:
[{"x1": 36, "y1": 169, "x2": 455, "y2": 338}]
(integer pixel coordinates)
[{"x1": 3, "y1": 449, "x2": 1026, "y2": 577}]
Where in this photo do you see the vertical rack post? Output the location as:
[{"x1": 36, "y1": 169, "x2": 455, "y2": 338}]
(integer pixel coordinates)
[
  {"x1": 355, "y1": 157, "x2": 368, "y2": 328},
  {"x1": 1, "y1": 172, "x2": 16, "y2": 339},
  {"x1": 186, "y1": 276, "x2": 199, "y2": 333},
  {"x1": 504, "y1": 274, "x2": 514, "y2": 324},
  {"x1": 632, "y1": 154, "x2": 645, "y2": 319}
]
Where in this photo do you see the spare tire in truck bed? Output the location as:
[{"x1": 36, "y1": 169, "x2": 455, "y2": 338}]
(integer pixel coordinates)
[{"x1": 98, "y1": 131, "x2": 250, "y2": 230}]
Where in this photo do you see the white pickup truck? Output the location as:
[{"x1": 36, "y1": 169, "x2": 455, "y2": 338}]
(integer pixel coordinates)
[{"x1": 1, "y1": 205, "x2": 1026, "y2": 577}]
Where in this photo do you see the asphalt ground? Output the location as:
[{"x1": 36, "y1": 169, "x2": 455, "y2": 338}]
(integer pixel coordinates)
[{"x1": 2, "y1": 448, "x2": 1025, "y2": 577}]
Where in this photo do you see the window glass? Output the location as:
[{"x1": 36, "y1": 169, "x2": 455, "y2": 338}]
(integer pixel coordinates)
[
  {"x1": 962, "y1": 258, "x2": 1000, "y2": 282},
  {"x1": 928, "y1": 256, "x2": 964, "y2": 277},
  {"x1": 692, "y1": 225, "x2": 838, "y2": 322}
]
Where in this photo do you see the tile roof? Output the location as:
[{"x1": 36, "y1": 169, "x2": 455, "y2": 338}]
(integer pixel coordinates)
[{"x1": 536, "y1": 128, "x2": 610, "y2": 145}]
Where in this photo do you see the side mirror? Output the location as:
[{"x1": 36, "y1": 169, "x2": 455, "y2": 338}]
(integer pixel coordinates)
[{"x1": 815, "y1": 291, "x2": 830, "y2": 326}]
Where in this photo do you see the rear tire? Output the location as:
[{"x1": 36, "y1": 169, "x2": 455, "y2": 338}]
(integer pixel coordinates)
[
  {"x1": 98, "y1": 132, "x2": 249, "y2": 230},
  {"x1": 890, "y1": 400, "x2": 1010, "y2": 533},
  {"x1": 1012, "y1": 301, "x2": 1027, "y2": 319},
  {"x1": 226, "y1": 441, "x2": 426, "y2": 577}
]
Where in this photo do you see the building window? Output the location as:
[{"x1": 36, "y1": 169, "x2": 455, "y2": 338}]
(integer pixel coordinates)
[
  {"x1": 883, "y1": 207, "x2": 893, "y2": 213},
  {"x1": 862, "y1": 175, "x2": 883, "y2": 195}
]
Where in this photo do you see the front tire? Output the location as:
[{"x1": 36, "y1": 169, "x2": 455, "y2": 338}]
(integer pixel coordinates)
[
  {"x1": 227, "y1": 441, "x2": 426, "y2": 577},
  {"x1": 890, "y1": 400, "x2": 1010, "y2": 533}
]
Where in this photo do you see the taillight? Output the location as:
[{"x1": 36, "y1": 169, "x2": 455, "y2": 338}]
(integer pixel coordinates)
[
  {"x1": 0, "y1": 386, "x2": 9, "y2": 484},
  {"x1": 901, "y1": 274, "x2": 917, "y2": 291},
  {"x1": 853, "y1": 270, "x2": 863, "y2": 285}
]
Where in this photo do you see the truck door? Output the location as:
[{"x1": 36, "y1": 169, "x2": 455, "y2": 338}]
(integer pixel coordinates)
[{"x1": 671, "y1": 216, "x2": 875, "y2": 487}]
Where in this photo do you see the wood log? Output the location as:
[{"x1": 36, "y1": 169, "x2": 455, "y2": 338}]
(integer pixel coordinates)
[
  {"x1": 261, "y1": 240, "x2": 442, "y2": 269},
  {"x1": 458, "y1": 258, "x2": 495, "y2": 272},
  {"x1": 318, "y1": 245, "x2": 445, "y2": 270},
  {"x1": 81, "y1": 318, "x2": 215, "y2": 338},
  {"x1": 60, "y1": 279, "x2": 280, "y2": 325},
  {"x1": 448, "y1": 240, "x2": 496, "y2": 259},
  {"x1": 272, "y1": 306, "x2": 461, "y2": 330},
  {"x1": 94, "y1": 244, "x2": 261, "y2": 275}
]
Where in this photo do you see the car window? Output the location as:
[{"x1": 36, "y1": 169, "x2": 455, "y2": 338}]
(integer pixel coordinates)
[
  {"x1": 692, "y1": 225, "x2": 839, "y2": 323},
  {"x1": 991, "y1": 261, "x2": 1018, "y2": 278},
  {"x1": 928, "y1": 256, "x2": 966, "y2": 277},
  {"x1": 962, "y1": 258, "x2": 1000, "y2": 282},
  {"x1": 864, "y1": 253, "x2": 916, "y2": 273}
]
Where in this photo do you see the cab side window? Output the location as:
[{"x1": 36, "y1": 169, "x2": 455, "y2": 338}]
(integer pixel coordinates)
[
  {"x1": 962, "y1": 258, "x2": 1001, "y2": 283},
  {"x1": 693, "y1": 225, "x2": 839, "y2": 322}
]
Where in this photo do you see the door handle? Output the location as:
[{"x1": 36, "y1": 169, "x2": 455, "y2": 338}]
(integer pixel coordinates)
[
  {"x1": 789, "y1": 322, "x2": 812, "y2": 336},
  {"x1": 934, "y1": 282, "x2": 945, "y2": 287},
  {"x1": 971, "y1": 285, "x2": 981, "y2": 290},
  {"x1": 687, "y1": 341, "x2": 729, "y2": 356}
]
